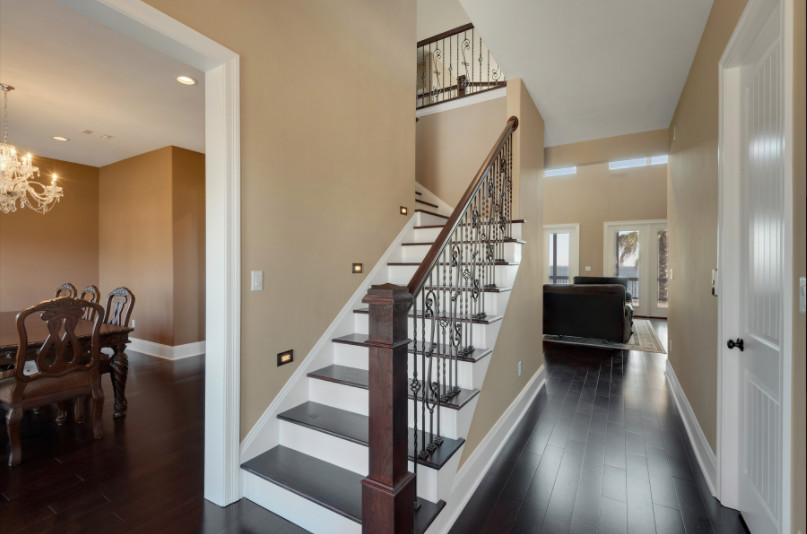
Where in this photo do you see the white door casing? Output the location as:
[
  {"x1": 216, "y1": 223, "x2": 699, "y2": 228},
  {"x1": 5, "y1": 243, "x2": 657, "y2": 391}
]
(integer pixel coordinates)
[
  {"x1": 55, "y1": 0, "x2": 243, "y2": 507},
  {"x1": 718, "y1": 0, "x2": 794, "y2": 532}
]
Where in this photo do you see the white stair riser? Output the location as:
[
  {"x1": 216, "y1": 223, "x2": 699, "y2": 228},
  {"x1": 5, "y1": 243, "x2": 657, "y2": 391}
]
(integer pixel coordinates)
[
  {"x1": 414, "y1": 212, "x2": 447, "y2": 226},
  {"x1": 307, "y1": 378, "x2": 467, "y2": 439},
  {"x1": 330, "y1": 343, "x2": 479, "y2": 390},
  {"x1": 386, "y1": 264, "x2": 519, "y2": 286},
  {"x1": 400, "y1": 242, "x2": 521, "y2": 264},
  {"x1": 278, "y1": 420, "x2": 450, "y2": 502},
  {"x1": 243, "y1": 471, "x2": 361, "y2": 534},
  {"x1": 353, "y1": 313, "x2": 492, "y2": 346}
]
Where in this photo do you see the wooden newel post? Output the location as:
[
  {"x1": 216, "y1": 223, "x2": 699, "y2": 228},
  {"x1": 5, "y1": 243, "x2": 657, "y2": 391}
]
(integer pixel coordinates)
[{"x1": 361, "y1": 284, "x2": 415, "y2": 534}]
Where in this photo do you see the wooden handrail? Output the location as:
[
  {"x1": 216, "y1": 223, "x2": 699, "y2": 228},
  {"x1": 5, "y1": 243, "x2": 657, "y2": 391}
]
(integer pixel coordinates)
[
  {"x1": 407, "y1": 116, "x2": 519, "y2": 296},
  {"x1": 416, "y1": 23, "x2": 474, "y2": 48}
]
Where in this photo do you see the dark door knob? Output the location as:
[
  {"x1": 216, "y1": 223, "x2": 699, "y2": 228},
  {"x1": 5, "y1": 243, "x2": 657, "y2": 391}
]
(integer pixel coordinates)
[{"x1": 727, "y1": 338, "x2": 744, "y2": 351}]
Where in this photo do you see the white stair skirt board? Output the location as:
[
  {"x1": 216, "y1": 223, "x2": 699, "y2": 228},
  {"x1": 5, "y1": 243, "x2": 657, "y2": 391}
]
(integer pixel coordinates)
[
  {"x1": 424, "y1": 365, "x2": 547, "y2": 534},
  {"x1": 415, "y1": 86, "x2": 506, "y2": 119},
  {"x1": 128, "y1": 338, "x2": 206, "y2": 360},
  {"x1": 414, "y1": 182, "x2": 455, "y2": 216},
  {"x1": 240, "y1": 216, "x2": 421, "y2": 462},
  {"x1": 242, "y1": 471, "x2": 361, "y2": 534},
  {"x1": 665, "y1": 360, "x2": 717, "y2": 497}
]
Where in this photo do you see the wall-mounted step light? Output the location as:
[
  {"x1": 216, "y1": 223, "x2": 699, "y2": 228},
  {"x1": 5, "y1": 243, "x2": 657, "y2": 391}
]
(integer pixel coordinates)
[
  {"x1": 277, "y1": 350, "x2": 294, "y2": 366},
  {"x1": 400, "y1": 206, "x2": 408, "y2": 215},
  {"x1": 352, "y1": 263, "x2": 363, "y2": 274}
]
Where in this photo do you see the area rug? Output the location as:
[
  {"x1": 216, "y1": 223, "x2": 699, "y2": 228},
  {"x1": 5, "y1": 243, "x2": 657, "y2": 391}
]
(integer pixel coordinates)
[{"x1": 543, "y1": 319, "x2": 667, "y2": 354}]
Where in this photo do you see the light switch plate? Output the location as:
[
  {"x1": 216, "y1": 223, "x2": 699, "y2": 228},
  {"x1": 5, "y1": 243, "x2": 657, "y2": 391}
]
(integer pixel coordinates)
[
  {"x1": 251, "y1": 270, "x2": 263, "y2": 291},
  {"x1": 799, "y1": 277, "x2": 806, "y2": 314},
  {"x1": 585, "y1": 266, "x2": 591, "y2": 272}
]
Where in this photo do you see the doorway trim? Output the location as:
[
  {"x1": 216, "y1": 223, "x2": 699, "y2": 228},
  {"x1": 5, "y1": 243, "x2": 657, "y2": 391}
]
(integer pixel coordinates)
[
  {"x1": 717, "y1": 0, "x2": 793, "y2": 530},
  {"x1": 55, "y1": 0, "x2": 242, "y2": 507}
]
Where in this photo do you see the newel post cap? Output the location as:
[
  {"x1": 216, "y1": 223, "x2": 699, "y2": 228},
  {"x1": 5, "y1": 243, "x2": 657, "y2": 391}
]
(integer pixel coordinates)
[{"x1": 362, "y1": 284, "x2": 413, "y2": 306}]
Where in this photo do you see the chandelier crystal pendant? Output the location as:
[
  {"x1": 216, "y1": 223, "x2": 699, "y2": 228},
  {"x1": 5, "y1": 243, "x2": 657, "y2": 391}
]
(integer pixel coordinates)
[{"x1": 0, "y1": 83, "x2": 63, "y2": 214}]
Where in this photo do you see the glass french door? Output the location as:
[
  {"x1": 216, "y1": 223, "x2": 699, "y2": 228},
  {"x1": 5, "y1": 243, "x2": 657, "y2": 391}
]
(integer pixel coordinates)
[
  {"x1": 604, "y1": 221, "x2": 667, "y2": 317},
  {"x1": 543, "y1": 224, "x2": 579, "y2": 285}
]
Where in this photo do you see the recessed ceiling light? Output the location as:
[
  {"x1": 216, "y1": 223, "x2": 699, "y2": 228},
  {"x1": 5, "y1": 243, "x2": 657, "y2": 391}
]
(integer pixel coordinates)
[
  {"x1": 176, "y1": 75, "x2": 198, "y2": 86},
  {"x1": 101, "y1": 134, "x2": 114, "y2": 140},
  {"x1": 52, "y1": 136, "x2": 69, "y2": 142}
]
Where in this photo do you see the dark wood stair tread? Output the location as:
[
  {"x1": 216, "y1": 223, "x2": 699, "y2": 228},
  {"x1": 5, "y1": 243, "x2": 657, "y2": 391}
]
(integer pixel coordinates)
[
  {"x1": 388, "y1": 260, "x2": 520, "y2": 266},
  {"x1": 353, "y1": 307, "x2": 503, "y2": 324},
  {"x1": 414, "y1": 208, "x2": 449, "y2": 220},
  {"x1": 308, "y1": 364, "x2": 480, "y2": 409},
  {"x1": 415, "y1": 190, "x2": 422, "y2": 196},
  {"x1": 277, "y1": 402, "x2": 465, "y2": 470},
  {"x1": 413, "y1": 219, "x2": 525, "y2": 230},
  {"x1": 242, "y1": 446, "x2": 445, "y2": 532},
  {"x1": 332, "y1": 333, "x2": 493, "y2": 363},
  {"x1": 402, "y1": 238, "x2": 525, "y2": 246},
  {"x1": 415, "y1": 198, "x2": 439, "y2": 209}
]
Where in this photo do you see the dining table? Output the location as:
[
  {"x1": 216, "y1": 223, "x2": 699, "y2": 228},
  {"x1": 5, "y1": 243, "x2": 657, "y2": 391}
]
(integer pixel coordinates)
[{"x1": 0, "y1": 311, "x2": 134, "y2": 418}]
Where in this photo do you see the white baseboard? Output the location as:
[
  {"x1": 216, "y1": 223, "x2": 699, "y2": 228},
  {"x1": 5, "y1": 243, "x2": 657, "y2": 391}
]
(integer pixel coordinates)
[
  {"x1": 426, "y1": 364, "x2": 547, "y2": 534},
  {"x1": 129, "y1": 338, "x2": 206, "y2": 360},
  {"x1": 665, "y1": 360, "x2": 717, "y2": 496}
]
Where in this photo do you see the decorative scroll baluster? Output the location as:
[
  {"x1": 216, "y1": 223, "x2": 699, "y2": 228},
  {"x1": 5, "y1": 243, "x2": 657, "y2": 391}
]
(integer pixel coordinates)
[
  {"x1": 363, "y1": 118, "x2": 517, "y2": 534},
  {"x1": 416, "y1": 24, "x2": 506, "y2": 110}
]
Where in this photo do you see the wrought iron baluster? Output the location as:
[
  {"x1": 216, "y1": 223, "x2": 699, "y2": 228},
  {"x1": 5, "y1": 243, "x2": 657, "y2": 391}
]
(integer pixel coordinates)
[{"x1": 411, "y1": 289, "x2": 421, "y2": 510}]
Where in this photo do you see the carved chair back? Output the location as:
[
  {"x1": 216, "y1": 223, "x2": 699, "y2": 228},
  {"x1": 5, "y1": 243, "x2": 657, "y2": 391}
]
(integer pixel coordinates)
[
  {"x1": 79, "y1": 285, "x2": 101, "y2": 321},
  {"x1": 13, "y1": 297, "x2": 104, "y2": 384},
  {"x1": 103, "y1": 287, "x2": 135, "y2": 328},
  {"x1": 54, "y1": 282, "x2": 77, "y2": 299}
]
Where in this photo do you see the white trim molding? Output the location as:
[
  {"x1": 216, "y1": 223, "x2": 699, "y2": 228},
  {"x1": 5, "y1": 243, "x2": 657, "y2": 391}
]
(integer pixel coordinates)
[
  {"x1": 425, "y1": 365, "x2": 547, "y2": 534},
  {"x1": 665, "y1": 360, "x2": 717, "y2": 497},
  {"x1": 129, "y1": 338, "x2": 206, "y2": 360},
  {"x1": 58, "y1": 0, "x2": 243, "y2": 507},
  {"x1": 415, "y1": 87, "x2": 507, "y2": 118}
]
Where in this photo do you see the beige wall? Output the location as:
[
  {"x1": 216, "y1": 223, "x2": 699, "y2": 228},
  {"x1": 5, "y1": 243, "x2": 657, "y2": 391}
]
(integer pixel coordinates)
[
  {"x1": 172, "y1": 147, "x2": 206, "y2": 346},
  {"x1": 99, "y1": 146, "x2": 205, "y2": 347},
  {"x1": 460, "y1": 79, "x2": 545, "y2": 465},
  {"x1": 100, "y1": 147, "x2": 175, "y2": 345},
  {"x1": 543, "y1": 143, "x2": 667, "y2": 277},
  {"x1": 0, "y1": 156, "x2": 99, "y2": 312},
  {"x1": 791, "y1": 2, "x2": 805, "y2": 532},
  {"x1": 416, "y1": 96, "x2": 507, "y2": 206},
  {"x1": 142, "y1": 0, "x2": 416, "y2": 438},
  {"x1": 545, "y1": 129, "x2": 669, "y2": 169},
  {"x1": 666, "y1": 0, "x2": 747, "y2": 451}
]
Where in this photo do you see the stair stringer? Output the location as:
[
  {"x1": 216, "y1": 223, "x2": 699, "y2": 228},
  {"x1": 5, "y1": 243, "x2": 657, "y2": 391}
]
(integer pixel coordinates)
[{"x1": 239, "y1": 214, "x2": 424, "y2": 464}]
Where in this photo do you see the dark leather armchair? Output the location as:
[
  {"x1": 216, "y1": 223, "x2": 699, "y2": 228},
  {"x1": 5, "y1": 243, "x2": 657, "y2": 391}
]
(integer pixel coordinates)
[
  {"x1": 543, "y1": 284, "x2": 633, "y2": 343},
  {"x1": 572, "y1": 276, "x2": 633, "y2": 303}
]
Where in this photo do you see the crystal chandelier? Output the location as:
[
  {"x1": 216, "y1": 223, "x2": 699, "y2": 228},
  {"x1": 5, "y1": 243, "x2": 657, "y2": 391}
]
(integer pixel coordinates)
[{"x1": 0, "y1": 83, "x2": 63, "y2": 214}]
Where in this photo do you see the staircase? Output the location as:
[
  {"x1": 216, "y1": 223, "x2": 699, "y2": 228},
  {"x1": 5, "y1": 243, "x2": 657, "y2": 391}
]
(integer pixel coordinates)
[{"x1": 240, "y1": 118, "x2": 522, "y2": 534}]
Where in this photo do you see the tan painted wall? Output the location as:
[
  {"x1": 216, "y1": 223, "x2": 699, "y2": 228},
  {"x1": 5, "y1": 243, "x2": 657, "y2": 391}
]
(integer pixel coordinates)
[
  {"x1": 543, "y1": 159, "x2": 667, "y2": 278},
  {"x1": 416, "y1": 97, "x2": 508, "y2": 206},
  {"x1": 0, "y1": 156, "x2": 99, "y2": 312},
  {"x1": 666, "y1": 0, "x2": 747, "y2": 451},
  {"x1": 545, "y1": 129, "x2": 669, "y2": 169},
  {"x1": 99, "y1": 147, "x2": 175, "y2": 345},
  {"x1": 172, "y1": 147, "x2": 206, "y2": 346},
  {"x1": 142, "y1": 0, "x2": 416, "y2": 438},
  {"x1": 460, "y1": 79, "x2": 544, "y2": 465},
  {"x1": 791, "y1": 2, "x2": 805, "y2": 532}
]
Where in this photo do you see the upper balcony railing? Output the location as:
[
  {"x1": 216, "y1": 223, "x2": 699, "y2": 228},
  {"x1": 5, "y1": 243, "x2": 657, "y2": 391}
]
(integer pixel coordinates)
[{"x1": 417, "y1": 24, "x2": 506, "y2": 110}]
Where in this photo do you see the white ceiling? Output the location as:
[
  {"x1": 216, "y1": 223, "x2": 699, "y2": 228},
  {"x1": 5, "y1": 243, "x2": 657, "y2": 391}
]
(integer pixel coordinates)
[
  {"x1": 458, "y1": 0, "x2": 714, "y2": 147},
  {"x1": 0, "y1": 0, "x2": 204, "y2": 167}
]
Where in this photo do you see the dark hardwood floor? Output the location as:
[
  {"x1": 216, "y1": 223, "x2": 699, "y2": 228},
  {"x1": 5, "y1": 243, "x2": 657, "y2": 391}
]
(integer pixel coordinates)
[
  {"x1": 0, "y1": 352, "x2": 307, "y2": 534},
  {"x1": 449, "y1": 319, "x2": 749, "y2": 534},
  {"x1": 1, "y1": 320, "x2": 748, "y2": 534}
]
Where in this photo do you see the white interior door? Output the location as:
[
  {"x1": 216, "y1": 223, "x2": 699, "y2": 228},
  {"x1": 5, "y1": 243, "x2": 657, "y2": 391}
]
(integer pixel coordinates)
[
  {"x1": 604, "y1": 221, "x2": 667, "y2": 317},
  {"x1": 735, "y1": 5, "x2": 785, "y2": 532},
  {"x1": 543, "y1": 224, "x2": 579, "y2": 285}
]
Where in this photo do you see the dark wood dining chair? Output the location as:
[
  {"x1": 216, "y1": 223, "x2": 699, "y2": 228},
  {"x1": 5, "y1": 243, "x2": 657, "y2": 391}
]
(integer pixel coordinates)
[
  {"x1": 79, "y1": 285, "x2": 101, "y2": 321},
  {"x1": 54, "y1": 282, "x2": 77, "y2": 298},
  {"x1": 0, "y1": 297, "x2": 105, "y2": 466},
  {"x1": 103, "y1": 287, "x2": 135, "y2": 328}
]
